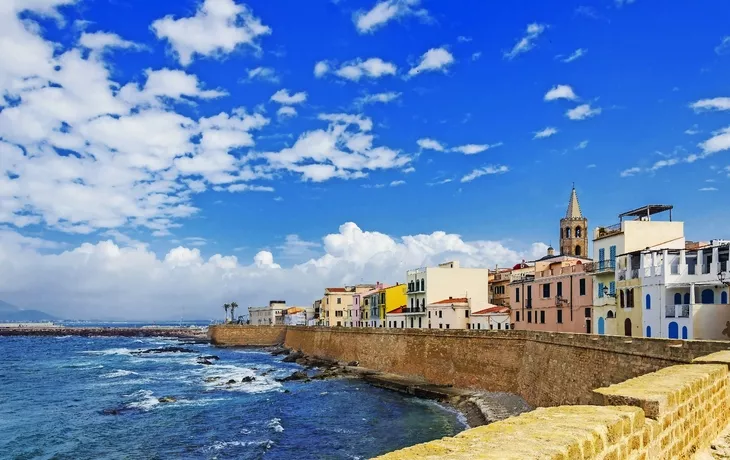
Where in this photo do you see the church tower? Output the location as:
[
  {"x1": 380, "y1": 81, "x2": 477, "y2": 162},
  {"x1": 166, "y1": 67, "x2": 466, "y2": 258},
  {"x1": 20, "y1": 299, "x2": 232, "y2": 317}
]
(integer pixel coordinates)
[{"x1": 560, "y1": 186, "x2": 588, "y2": 257}]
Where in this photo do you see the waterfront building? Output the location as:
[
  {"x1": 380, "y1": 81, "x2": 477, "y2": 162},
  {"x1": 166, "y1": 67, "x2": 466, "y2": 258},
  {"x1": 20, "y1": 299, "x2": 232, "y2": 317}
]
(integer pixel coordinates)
[
  {"x1": 590, "y1": 205, "x2": 685, "y2": 337},
  {"x1": 401, "y1": 260, "x2": 490, "y2": 329},
  {"x1": 282, "y1": 306, "x2": 315, "y2": 326},
  {"x1": 426, "y1": 297, "x2": 471, "y2": 330},
  {"x1": 376, "y1": 284, "x2": 407, "y2": 327},
  {"x1": 489, "y1": 267, "x2": 512, "y2": 307},
  {"x1": 322, "y1": 284, "x2": 376, "y2": 327},
  {"x1": 312, "y1": 299, "x2": 322, "y2": 326},
  {"x1": 356, "y1": 283, "x2": 384, "y2": 327},
  {"x1": 620, "y1": 240, "x2": 730, "y2": 340},
  {"x1": 248, "y1": 300, "x2": 287, "y2": 325},
  {"x1": 470, "y1": 305, "x2": 511, "y2": 330}
]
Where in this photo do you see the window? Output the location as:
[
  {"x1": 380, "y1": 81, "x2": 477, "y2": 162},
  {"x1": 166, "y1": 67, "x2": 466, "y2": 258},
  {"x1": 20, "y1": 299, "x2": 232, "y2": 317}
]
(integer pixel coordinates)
[
  {"x1": 620, "y1": 290, "x2": 625, "y2": 308},
  {"x1": 576, "y1": 227, "x2": 582, "y2": 237},
  {"x1": 415, "y1": 279, "x2": 420, "y2": 291},
  {"x1": 465, "y1": 311, "x2": 469, "y2": 317},
  {"x1": 516, "y1": 311, "x2": 520, "y2": 322},
  {"x1": 467, "y1": 324, "x2": 470, "y2": 329},
  {"x1": 421, "y1": 278, "x2": 425, "y2": 290},
  {"x1": 439, "y1": 324, "x2": 443, "y2": 329},
  {"x1": 542, "y1": 283, "x2": 551, "y2": 298},
  {"x1": 575, "y1": 245, "x2": 582, "y2": 256},
  {"x1": 335, "y1": 311, "x2": 343, "y2": 317},
  {"x1": 609, "y1": 282, "x2": 615, "y2": 296},
  {"x1": 674, "y1": 293, "x2": 682, "y2": 305},
  {"x1": 527, "y1": 286, "x2": 532, "y2": 307},
  {"x1": 579, "y1": 278, "x2": 586, "y2": 296},
  {"x1": 557, "y1": 282, "x2": 563, "y2": 298},
  {"x1": 401, "y1": 321, "x2": 404, "y2": 328},
  {"x1": 585, "y1": 308, "x2": 591, "y2": 318},
  {"x1": 446, "y1": 324, "x2": 450, "y2": 329},
  {"x1": 421, "y1": 299, "x2": 425, "y2": 308},
  {"x1": 497, "y1": 323, "x2": 501, "y2": 330},
  {"x1": 598, "y1": 282, "x2": 604, "y2": 298},
  {"x1": 490, "y1": 324, "x2": 494, "y2": 330},
  {"x1": 645, "y1": 294, "x2": 651, "y2": 310},
  {"x1": 557, "y1": 310, "x2": 563, "y2": 323},
  {"x1": 610, "y1": 246, "x2": 617, "y2": 267},
  {"x1": 410, "y1": 298, "x2": 414, "y2": 308},
  {"x1": 527, "y1": 311, "x2": 532, "y2": 323},
  {"x1": 540, "y1": 311, "x2": 545, "y2": 324},
  {"x1": 439, "y1": 310, "x2": 443, "y2": 318},
  {"x1": 515, "y1": 287, "x2": 520, "y2": 302},
  {"x1": 337, "y1": 298, "x2": 341, "y2": 304},
  {"x1": 428, "y1": 311, "x2": 431, "y2": 318},
  {"x1": 477, "y1": 323, "x2": 481, "y2": 330},
  {"x1": 505, "y1": 324, "x2": 510, "y2": 330},
  {"x1": 566, "y1": 227, "x2": 571, "y2": 238},
  {"x1": 598, "y1": 248, "x2": 605, "y2": 263}
]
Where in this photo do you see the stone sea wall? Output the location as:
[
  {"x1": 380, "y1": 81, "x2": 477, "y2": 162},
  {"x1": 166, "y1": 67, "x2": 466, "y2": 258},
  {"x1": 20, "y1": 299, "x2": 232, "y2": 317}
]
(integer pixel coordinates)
[{"x1": 209, "y1": 325, "x2": 730, "y2": 407}]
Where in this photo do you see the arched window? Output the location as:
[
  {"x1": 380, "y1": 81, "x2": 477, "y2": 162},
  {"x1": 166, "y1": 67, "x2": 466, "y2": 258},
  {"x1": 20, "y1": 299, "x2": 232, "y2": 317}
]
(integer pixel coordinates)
[
  {"x1": 645, "y1": 294, "x2": 651, "y2": 310},
  {"x1": 597, "y1": 317, "x2": 605, "y2": 335},
  {"x1": 683, "y1": 293, "x2": 690, "y2": 304},
  {"x1": 674, "y1": 293, "x2": 682, "y2": 305},
  {"x1": 624, "y1": 318, "x2": 632, "y2": 337},
  {"x1": 722, "y1": 292, "x2": 729, "y2": 305},
  {"x1": 619, "y1": 291, "x2": 625, "y2": 308},
  {"x1": 606, "y1": 310, "x2": 615, "y2": 319},
  {"x1": 566, "y1": 228, "x2": 571, "y2": 238},
  {"x1": 646, "y1": 326, "x2": 651, "y2": 337},
  {"x1": 682, "y1": 326, "x2": 688, "y2": 340},
  {"x1": 575, "y1": 245, "x2": 582, "y2": 256},
  {"x1": 575, "y1": 227, "x2": 582, "y2": 237},
  {"x1": 415, "y1": 279, "x2": 420, "y2": 291},
  {"x1": 701, "y1": 289, "x2": 715, "y2": 304},
  {"x1": 410, "y1": 298, "x2": 414, "y2": 308},
  {"x1": 421, "y1": 278, "x2": 425, "y2": 290},
  {"x1": 668, "y1": 322, "x2": 679, "y2": 339},
  {"x1": 421, "y1": 298, "x2": 425, "y2": 308}
]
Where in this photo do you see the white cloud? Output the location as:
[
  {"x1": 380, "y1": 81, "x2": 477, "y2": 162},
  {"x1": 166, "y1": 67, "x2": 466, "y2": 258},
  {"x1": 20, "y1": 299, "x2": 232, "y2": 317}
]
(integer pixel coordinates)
[
  {"x1": 355, "y1": 92, "x2": 401, "y2": 106},
  {"x1": 471, "y1": 52, "x2": 482, "y2": 61},
  {"x1": 151, "y1": 0, "x2": 271, "y2": 66},
  {"x1": 79, "y1": 31, "x2": 139, "y2": 52},
  {"x1": 277, "y1": 106, "x2": 297, "y2": 118},
  {"x1": 504, "y1": 23, "x2": 547, "y2": 60},
  {"x1": 119, "y1": 68, "x2": 227, "y2": 105},
  {"x1": 716, "y1": 36, "x2": 730, "y2": 55},
  {"x1": 354, "y1": 0, "x2": 429, "y2": 34},
  {"x1": 586, "y1": 164, "x2": 596, "y2": 169},
  {"x1": 534, "y1": 127, "x2": 558, "y2": 139},
  {"x1": 407, "y1": 47, "x2": 454, "y2": 77},
  {"x1": 620, "y1": 167, "x2": 641, "y2": 177},
  {"x1": 314, "y1": 60, "x2": 330, "y2": 78},
  {"x1": 334, "y1": 58, "x2": 398, "y2": 81},
  {"x1": 544, "y1": 84, "x2": 578, "y2": 101},
  {"x1": 457, "y1": 36, "x2": 472, "y2": 43},
  {"x1": 699, "y1": 187, "x2": 718, "y2": 192},
  {"x1": 389, "y1": 180, "x2": 405, "y2": 187},
  {"x1": 566, "y1": 103, "x2": 602, "y2": 120},
  {"x1": 560, "y1": 48, "x2": 586, "y2": 63},
  {"x1": 685, "y1": 125, "x2": 700, "y2": 135},
  {"x1": 690, "y1": 97, "x2": 730, "y2": 112},
  {"x1": 576, "y1": 140, "x2": 589, "y2": 150},
  {"x1": 402, "y1": 166, "x2": 416, "y2": 173},
  {"x1": 460, "y1": 165, "x2": 509, "y2": 183},
  {"x1": 246, "y1": 66, "x2": 278, "y2": 83},
  {"x1": 270, "y1": 89, "x2": 307, "y2": 105},
  {"x1": 417, "y1": 138, "x2": 445, "y2": 151},
  {"x1": 0, "y1": 223, "x2": 546, "y2": 319},
  {"x1": 699, "y1": 126, "x2": 730, "y2": 155}
]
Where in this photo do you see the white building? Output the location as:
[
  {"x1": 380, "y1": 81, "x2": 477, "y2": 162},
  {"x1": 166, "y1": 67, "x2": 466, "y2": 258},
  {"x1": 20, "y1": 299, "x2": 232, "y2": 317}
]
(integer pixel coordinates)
[
  {"x1": 634, "y1": 240, "x2": 730, "y2": 340},
  {"x1": 471, "y1": 306, "x2": 511, "y2": 330},
  {"x1": 400, "y1": 260, "x2": 490, "y2": 329},
  {"x1": 427, "y1": 297, "x2": 471, "y2": 330},
  {"x1": 282, "y1": 306, "x2": 315, "y2": 326},
  {"x1": 248, "y1": 300, "x2": 287, "y2": 325},
  {"x1": 590, "y1": 205, "x2": 685, "y2": 336}
]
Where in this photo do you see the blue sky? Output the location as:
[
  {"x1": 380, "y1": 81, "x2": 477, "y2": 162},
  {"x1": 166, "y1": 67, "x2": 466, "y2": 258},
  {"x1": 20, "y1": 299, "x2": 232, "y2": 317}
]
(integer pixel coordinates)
[{"x1": 1, "y1": 0, "x2": 730, "y2": 318}]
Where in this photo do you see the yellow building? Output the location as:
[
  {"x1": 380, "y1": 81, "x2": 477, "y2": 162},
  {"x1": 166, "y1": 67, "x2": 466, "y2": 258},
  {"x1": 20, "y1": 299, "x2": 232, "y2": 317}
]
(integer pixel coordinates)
[{"x1": 376, "y1": 284, "x2": 407, "y2": 325}]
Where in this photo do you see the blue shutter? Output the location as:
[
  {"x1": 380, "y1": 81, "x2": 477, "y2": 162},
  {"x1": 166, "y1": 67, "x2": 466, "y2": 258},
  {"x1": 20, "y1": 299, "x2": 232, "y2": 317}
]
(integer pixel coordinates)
[
  {"x1": 598, "y1": 248, "x2": 605, "y2": 269},
  {"x1": 598, "y1": 282, "x2": 604, "y2": 298},
  {"x1": 610, "y1": 246, "x2": 617, "y2": 268},
  {"x1": 609, "y1": 282, "x2": 615, "y2": 295}
]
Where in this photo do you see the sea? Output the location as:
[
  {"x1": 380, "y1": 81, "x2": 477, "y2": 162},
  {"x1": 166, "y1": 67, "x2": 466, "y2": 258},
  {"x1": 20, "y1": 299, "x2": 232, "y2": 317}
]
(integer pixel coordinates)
[{"x1": 0, "y1": 325, "x2": 465, "y2": 459}]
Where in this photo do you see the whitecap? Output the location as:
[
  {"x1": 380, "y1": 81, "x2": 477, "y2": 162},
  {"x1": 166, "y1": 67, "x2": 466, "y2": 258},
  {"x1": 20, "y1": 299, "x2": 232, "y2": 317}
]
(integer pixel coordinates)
[
  {"x1": 268, "y1": 418, "x2": 284, "y2": 433},
  {"x1": 205, "y1": 440, "x2": 273, "y2": 452},
  {"x1": 126, "y1": 389, "x2": 160, "y2": 411},
  {"x1": 101, "y1": 369, "x2": 138, "y2": 379},
  {"x1": 82, "y1": 348, "x2": 134, "y2": 356},
  {"x1": 201, "y1": 364, "x2": 281, "y2": 394},
  {"x1": 55, "y1": 335, "x2": 73, "y2": 339}
]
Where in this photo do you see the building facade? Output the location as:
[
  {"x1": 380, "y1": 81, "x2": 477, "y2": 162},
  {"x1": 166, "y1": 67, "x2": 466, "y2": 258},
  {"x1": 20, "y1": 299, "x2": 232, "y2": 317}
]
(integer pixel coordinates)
[
  {"x1": 248, "y1": 300, "x2": 287, "y2": 325},
  {"x1": 471, "y1": 306, "x2": 511, "y2": 330},
  {"x1": 322, "y1": 284, "x2": 376, "y2": 327},
  {"x1": 489, "y1": 268, "x2": 512, "y2": 307}
]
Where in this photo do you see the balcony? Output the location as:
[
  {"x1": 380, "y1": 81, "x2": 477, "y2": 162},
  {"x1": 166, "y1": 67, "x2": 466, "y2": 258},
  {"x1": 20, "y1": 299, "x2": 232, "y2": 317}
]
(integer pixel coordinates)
[
  {"x1": 586, "y1": 260, "x2": 616, "y2": 273},
  {"x1": 595, "y1": 223, "x2": 622, "y2": 240},
  {"x1": 402, "y1": 306, "x2": 426, "y2": 314},
  {"x1": 665, "y1": 304, "x2": 690, "y2": 319}
]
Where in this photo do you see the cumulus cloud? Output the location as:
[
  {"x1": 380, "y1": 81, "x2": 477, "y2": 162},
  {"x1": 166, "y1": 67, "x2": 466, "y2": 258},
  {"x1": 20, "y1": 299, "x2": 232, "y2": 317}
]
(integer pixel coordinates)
[
  {"x1": 151, "y1": 0, "x2": 271, "y2": 66},
  {"x1": 416, "y1": 138, "x2": 445, "y2": 152},
  {"x1": 560, "y1": 48, "x2": 586, "y2": 63},
  {"x1": 389, "y1": 180, "x2": 405, "y2": 187},
  {"x1": 277, "y1": 106, "x2": 297, "y2": 118},
  {"x1": 0, "y1": 223, "x2": 545, "y2": 320},
  {"x1": 79, "y1": 31, "x2": 139, "y2": 52},
  {"x1": 270, "y1": 89, "x2": 307, "y2": 105},
  {"x1": 460, "y1": 165, "x2": 509, "y2": 183},
  {"x1": 544, "y1": 84, "x2": 578, "y2": 101},
  {"x1": 353, "y1": 0, "x2": 429, "y2": 34},
  {"x1": 534, "y1": 127, "x2": 558, "y2": 139},
  {"x1": 407, "y1": 47, "x2": 454, "y2": 77},
  {"x1": 504, "y1": 23, "x2": 547, "y2": 60},
  {"x1": 335, "y1": 58, "x2": 398, "y2": 81},
  {"x1": 620, "y1": 167, "x2": 641, "y2": 177},
  {"x1": 699, "y1": 126, "x2": 730, "y2": 155},
  {"x1": 690, "y1": 97, "x2": 730, "y2": 112},
  {"x1": 566, "y1": 103, "x2": 601, "y2": 120},
  {"x1": 314, "y1": 60, "x2": 330, "y2": 78},
  {"x1": 246, "y1": 66, "x2": 278, "y2": 83}
]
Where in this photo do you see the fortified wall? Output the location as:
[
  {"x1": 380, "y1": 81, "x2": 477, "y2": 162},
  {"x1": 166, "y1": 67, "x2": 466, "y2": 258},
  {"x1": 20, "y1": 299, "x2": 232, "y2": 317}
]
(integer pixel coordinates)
[{"x1": 209, "y1": 325, "x2": 730, "y2": 407}]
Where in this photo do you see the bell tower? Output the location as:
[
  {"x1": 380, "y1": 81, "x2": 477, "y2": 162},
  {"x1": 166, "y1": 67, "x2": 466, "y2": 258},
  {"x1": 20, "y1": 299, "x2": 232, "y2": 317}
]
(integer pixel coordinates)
[{"x1": 560, "y1": 185, "x2": 588, "y2": 257}]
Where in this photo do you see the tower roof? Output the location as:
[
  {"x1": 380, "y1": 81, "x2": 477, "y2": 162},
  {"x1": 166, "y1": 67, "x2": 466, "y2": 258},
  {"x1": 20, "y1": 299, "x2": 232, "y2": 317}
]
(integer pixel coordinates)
[{"x1": 565, "y1": 186, "x2": 582, "y2": 219}]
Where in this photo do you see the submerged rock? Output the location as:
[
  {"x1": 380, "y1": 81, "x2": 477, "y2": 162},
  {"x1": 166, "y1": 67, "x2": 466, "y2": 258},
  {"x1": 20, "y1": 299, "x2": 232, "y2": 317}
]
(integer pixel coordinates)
[
  {"x1": 197, "y1": 358, "x2": 214, "y2": 366},
  {"x1": 270, "y1": 347, "x2": 290, "y2": 356},
  {"x1": 204, "y1": 377, "x2": 220, "y2": 383},
  {"x1": 131, "y1": 346, "x2": 196, "y2": 355},
  {"x1": 199, "y1": 355, "x2": 220, "y2": 361},
  {"x1": 276, "y1": 371, "x2": 309, "y2": 382},
  {"x1": 158, "y1": 396, "x2": 177, "y2": 404},
  {"x1": 226, "y1": 379, "x2": 237, "y2": 385},
  {"x1": 241, "y1": 376, "x2": 255, "y2": 383}
]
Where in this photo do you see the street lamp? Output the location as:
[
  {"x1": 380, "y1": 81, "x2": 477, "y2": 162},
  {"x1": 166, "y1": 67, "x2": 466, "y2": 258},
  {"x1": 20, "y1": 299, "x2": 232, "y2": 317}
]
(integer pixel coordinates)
[
  {"x1": 602, "y1": 286, "x2": 617, "y2": 298},
  {"x1": 718, "y1": 271, "x2": 730, "y2": 287}
]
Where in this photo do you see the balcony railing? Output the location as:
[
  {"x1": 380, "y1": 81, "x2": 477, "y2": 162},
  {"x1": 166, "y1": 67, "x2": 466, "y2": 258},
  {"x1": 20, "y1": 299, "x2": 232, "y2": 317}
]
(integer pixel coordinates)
[
  {"x1": 618, "y1": 269, "x2": 627, "y2": 281},
  {"x1": 630, "y1": 269, "x2": 639, "y2": 279},
  {"x1": 586, "y1": 260, "x2": 616, "y2": 273},
  {"x1": 665, "y1": 304, "x2": 690, "y2": 318},
  {"x1": 596, "y1": 223, "x2": 622, "y2": 239},
  {"x1": 402, "y1": 306, "x2": 426, "y2": 314}
]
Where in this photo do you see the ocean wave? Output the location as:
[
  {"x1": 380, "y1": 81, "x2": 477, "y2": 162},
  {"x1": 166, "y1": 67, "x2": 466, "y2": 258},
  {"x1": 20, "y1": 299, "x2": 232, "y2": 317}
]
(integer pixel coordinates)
[
  {"x1": 82, "y1": 348, "x2": 134, "y2": 356},
  {"x1": 55, "y1": 335, "x2": 73, "y2": 339},
  {"x1": 101, "y1": 369, "x2": 138, "y2": 379},
  {"x1": 61, "y1": 361, "x2": 105, "y2": 369},
  {"x1": 205, "y1": 440, "x2": 273, "y2": 452},
  {"x1": 125, "y1": 389, "x2": 159, "y2": 411},
  {"x1": 268, "y1": 418, "x2": 284, "y2": 433},
  {"x1": 201, "y1": 365, "x2": 281, "y2": 394}
]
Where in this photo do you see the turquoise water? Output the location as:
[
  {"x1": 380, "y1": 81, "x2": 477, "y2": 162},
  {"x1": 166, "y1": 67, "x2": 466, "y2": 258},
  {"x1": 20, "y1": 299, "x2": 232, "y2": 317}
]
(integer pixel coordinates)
[{"x1": 0, "y1": 336, "x2": 464, "y2": 459}]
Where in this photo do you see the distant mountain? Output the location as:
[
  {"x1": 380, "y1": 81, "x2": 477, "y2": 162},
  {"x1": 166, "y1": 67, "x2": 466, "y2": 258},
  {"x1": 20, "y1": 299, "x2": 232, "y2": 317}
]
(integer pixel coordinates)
[{"x1": 0, "y1": 300, "x2": 58, "y2": 322}]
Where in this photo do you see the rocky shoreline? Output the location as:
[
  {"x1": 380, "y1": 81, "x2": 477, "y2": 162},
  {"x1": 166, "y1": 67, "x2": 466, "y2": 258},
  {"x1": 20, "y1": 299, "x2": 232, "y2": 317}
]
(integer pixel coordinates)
[
  {"x1": 263, "y1": 345, "x2": 532, "y2": 428},
  {"x1": 0, "y1": 327, "x2": 208, "y2": 340}
]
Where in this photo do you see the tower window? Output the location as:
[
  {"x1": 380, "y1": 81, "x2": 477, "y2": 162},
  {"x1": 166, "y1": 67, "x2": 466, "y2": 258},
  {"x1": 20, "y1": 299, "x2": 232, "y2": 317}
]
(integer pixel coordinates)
[
  {"x1": 575, "y1": 227, "x2": 582, "y2": 237},
  {"x1": 575, "y1": 245, "x2": 582, "y2": 256},
  {"x1": 565, "y1": 228, "x2": 571, "y2": 238}
]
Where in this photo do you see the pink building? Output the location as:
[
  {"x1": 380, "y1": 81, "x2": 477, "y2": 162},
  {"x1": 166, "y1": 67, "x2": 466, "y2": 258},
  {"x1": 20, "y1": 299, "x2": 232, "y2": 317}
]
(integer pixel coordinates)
[{"x1": 510, "y1": 249, "x2": 594, "y2": 333}]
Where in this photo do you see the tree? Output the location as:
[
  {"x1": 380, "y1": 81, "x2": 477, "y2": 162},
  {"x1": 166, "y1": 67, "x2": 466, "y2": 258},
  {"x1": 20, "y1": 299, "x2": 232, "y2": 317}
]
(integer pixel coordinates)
[
  {"x1": 230, "y1": 302, "x2": 238, "y2": 322},
  {"x1": 223, "y1": 303, "x2": 230, "y2": 323}
]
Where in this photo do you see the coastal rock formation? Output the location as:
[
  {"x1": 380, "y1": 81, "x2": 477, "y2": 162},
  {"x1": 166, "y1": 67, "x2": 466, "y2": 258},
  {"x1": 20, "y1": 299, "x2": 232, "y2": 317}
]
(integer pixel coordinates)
[
  {"x1": 241, "y1": 376, "x2": 255, "y2": 383},
  {"x1": 131, "y1": 346, "x2": 196, "y2": 355},
  {"x1": 281, "y1": 351, "x2": 304, "y2": 363},
  {"x1": 158, "y1": 396, "x2": 177, "y2": 404},
  {"x1": 276, "y1": 371, "x2": 309, "y2": 382}
]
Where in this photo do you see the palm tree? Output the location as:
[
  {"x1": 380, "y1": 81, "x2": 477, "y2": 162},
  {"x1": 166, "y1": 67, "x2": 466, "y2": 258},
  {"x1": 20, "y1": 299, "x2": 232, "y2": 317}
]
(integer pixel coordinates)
[
  {"x1": 230, "y1": 302, "x2": 238, "y2": 323},
  {"x1": 223, "y1": 303, "x2": 230, "y2": 323}
]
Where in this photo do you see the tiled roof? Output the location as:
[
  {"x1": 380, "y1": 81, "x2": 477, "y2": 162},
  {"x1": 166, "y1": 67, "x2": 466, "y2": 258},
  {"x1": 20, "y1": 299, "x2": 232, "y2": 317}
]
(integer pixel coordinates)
[
  {"x1": 325, "y1": 287, "x2": 346, "y2": 292},
  {"x1": 430, "y1": 297, "x2": 469, "y2": 305},
  {"x1": 388, "y1": 307, "x2": 404, "y2": 314},
  {"x1": 473, "y1": 306, "x2": 510, "y2": 315}
]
